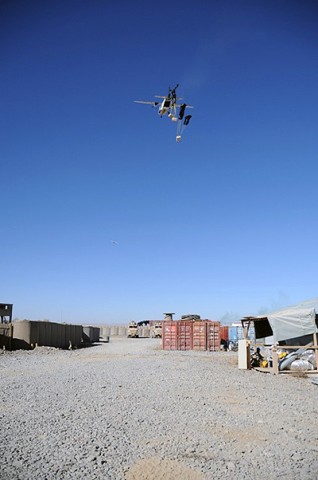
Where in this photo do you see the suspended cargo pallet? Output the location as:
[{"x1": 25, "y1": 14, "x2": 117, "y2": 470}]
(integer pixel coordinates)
[{"x1": 162, "y1": 320, "x2": 221, "y2": 351}]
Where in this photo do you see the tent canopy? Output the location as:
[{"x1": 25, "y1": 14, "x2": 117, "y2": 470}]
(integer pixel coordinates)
[{"x1": 242, "y1": 298, "x2": 318, "y2": 343}]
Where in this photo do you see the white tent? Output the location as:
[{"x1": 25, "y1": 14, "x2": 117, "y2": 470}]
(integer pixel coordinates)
[{"x1": 243, "y1": 298, "x2": 318, "y2": 343}]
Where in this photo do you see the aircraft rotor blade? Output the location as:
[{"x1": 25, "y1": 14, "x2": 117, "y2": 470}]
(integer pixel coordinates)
[
  {"x1": 175, "y1": 104, "x2": 194, "y2": 108},
  {"x1": 134, "y1": 101, "x2": 159, "y2": 105}
]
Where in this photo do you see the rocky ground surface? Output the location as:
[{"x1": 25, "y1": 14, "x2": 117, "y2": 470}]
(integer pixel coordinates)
[{"x1": 0, "y1": 337, "x2": 317, "y2": 480}]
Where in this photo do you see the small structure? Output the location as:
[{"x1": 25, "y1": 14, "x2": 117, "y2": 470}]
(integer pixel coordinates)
[
  {"x1": 0, "y1": 303, "x2": 13, "y2": 349},
  {"x1": 241, "y1": 298, "x2": 318, "y2": 374},
  {"x1": 0, "y1": 303, "x2": 13, "y2": 324}
]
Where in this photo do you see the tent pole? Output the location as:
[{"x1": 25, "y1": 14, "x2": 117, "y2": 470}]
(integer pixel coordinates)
[{"x1": 272, "y1": 345, "x2": 279, "y2": 375}]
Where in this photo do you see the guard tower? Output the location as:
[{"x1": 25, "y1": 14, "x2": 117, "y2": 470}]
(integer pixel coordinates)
[
  {"x1": 0, "y1": 303, "x2": 13, "y2": 324},
  {"x1": 163, "y1": 312, "x2": 175, "y2": 321}
]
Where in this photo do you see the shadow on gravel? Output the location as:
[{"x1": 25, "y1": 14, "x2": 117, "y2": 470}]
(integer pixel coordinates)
[{"x1": 76, "y1": 342, "x2": 105, "y2": 349}]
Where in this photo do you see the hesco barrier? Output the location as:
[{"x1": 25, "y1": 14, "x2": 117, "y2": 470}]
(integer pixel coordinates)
[
  {"x1": 97, "y1": 325, "x2": 127, "y2": 339},
  {"x1": 162, "y1": 320, "x2": 221, "y2": 351},
  {"x1": 83, "y1": 326, "x2": 100, "y2": 343},
  {"x1": 139, "y1": 326, "x2": 150, "y2": 338},
  {"x1": 110, "y1": 326, "x2": 119, "y2": 336},
  {"x1": 12, "y1": 320, "x2": 83, "y2": 350},
  {"x1": 99, "y1": 326, "x2": 111, "y2": 339},
  {"x1": 118, "y1": 326, "x2": 127, "y2": 337}
]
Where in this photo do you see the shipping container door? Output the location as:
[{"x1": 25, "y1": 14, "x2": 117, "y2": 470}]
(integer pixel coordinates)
[
  {"x1": 207, "y1": 322, "x2": 221, "y2": 351},
  {"x1": 192, "y1": 321, "x2": 207, "y2": 351},
  {"x1": 178, "y1": 321, "x2": 193, "y2": 350},
  {"x1": 220, "y1": 326, "x2": 229, "y2": 342},
  {"x1": 162, "y1": 321, "x2": 178, "y2": 350}
]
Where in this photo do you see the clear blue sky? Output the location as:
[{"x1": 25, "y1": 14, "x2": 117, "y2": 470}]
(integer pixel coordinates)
[{"x1": 1, "y1": 0, "x2": 318, "y2": 324}]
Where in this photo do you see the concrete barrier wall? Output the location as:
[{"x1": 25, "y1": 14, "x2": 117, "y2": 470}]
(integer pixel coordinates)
[
  {"x1": 94, "y1": 325, "x2": 127, "y2": 338},
  {"x1": 139, "y1": 326, "x2": 150, "y2": 338},
  {"x1": 100, "y1": 326, "x2": 111, "y2": 338},
  {"x1": 83, "y1": 326, "x2": 100, "y2": 343},
  {"x1": 110, "y1": 326, "x2": 119, "y2": 336},
  {"x1": 118, "y1": 326, "x2": 127, "y2": 337},
  {"x1": 13, "y1": 320, "x2": 83, "y2": 349}
]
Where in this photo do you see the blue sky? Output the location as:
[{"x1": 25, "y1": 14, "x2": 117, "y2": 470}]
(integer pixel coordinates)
[{"x1": 1, "y1": 0, "x2": 318, "y2": 324}]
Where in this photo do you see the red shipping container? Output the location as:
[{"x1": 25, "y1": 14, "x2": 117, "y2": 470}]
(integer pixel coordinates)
[
  {"x1": 220, "y1": 326, "x2": 229, "y2": 342},
  {"x1": 192, "y1": 321, "x2": 207, "y2": 351},
  {"x1": 178, "y1": 321, "x2": 193, "y2": 350},
  {"x1": 163, "y1": 319, "x2": 221, "y2": 351},
  {"x1": 206, "y1": 321, "x2": 221, "y2": 351},
  {"x1": 162, "y1": 321, "x2": 178, "y2": 350}
]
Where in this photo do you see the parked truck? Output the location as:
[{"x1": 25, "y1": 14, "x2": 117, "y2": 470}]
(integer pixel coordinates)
[
  {"x1": 127, "y1": 321, "x2": 139, "y2": 338},
  {"x1": 153, "y1": 322, "x2": 162, "y2": 338}
]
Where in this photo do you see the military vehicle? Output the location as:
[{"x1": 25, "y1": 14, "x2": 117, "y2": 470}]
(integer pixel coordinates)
[
  {"x1": 181, "y1": 314, "x2": 201, "y2": 321},
  {"x1": 153, "y1": 322, "x2": 162, "y2": 338},
  {"x1": 127, "y1": 321, "x2": 139, "y2": 338}
]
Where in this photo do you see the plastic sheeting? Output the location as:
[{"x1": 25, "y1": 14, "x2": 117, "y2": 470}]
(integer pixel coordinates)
[
  {"x1": 268, "y1": 306, "x2": 316, "y2": 342},
  {"x1": 252, "y1": 298, "x2": 318, "y2": 342}
]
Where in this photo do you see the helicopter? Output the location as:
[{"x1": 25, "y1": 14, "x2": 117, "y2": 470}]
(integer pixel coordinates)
[{"x1": 134, "y1": 85, "x2": 193, "y2": 141}]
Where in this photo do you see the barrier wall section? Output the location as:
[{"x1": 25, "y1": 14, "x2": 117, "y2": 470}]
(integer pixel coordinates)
[
  {"x1": 83, "y1": 326, "x2": 100, "y2": 343},
  {"x1": 13, "y1": 320, "x2": 83, "y2": 349}
]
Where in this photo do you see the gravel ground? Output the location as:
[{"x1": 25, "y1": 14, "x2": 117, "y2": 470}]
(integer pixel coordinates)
[{"x1": 1, "y1": 337, "x2": 317, "y2": 480}]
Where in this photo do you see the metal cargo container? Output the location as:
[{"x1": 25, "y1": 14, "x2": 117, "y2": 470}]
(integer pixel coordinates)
[
  {"x1": 162, "y1": 319, "x2": 221, "y2": 351},
  {"x1": 206, "y1": 321, "x2": 221, "y2": 351},
  {"x1": 220, "y1": 326, "x2": 229, "y2": 342},
  {"x1": 178, "y1": 320, "x2": 193, "y2": 350},
  {"x1": 162, "y1": 321, "x2": 178, "y2": 350},
  {"x1": 192, "y1": 321, "x2": 207, "y2": 351}
]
